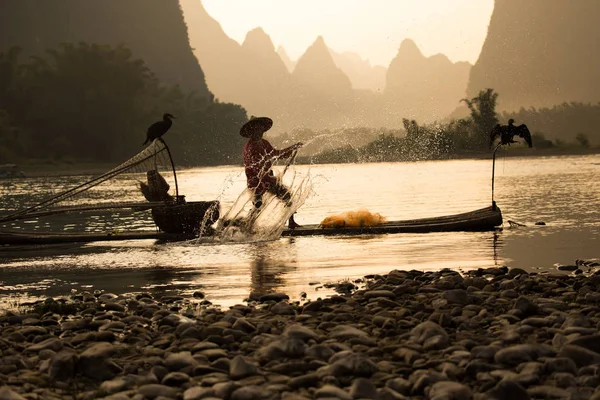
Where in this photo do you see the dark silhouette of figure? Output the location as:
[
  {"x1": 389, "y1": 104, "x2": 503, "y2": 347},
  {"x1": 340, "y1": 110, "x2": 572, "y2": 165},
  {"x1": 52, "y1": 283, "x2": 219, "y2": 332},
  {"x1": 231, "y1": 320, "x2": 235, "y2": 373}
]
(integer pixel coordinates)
[
  {"x1": 241, "y1": 116, "x2": 302, "y2": 210},
  {"x1": 489, "y1": 119, "x2": 533, "y2": 148},
  {"x1": 143, "y1": 113, "x2": 176, "y2": 145},
  {"x1": 139, "y1": 170, "x2": 174, "y2": 202}
]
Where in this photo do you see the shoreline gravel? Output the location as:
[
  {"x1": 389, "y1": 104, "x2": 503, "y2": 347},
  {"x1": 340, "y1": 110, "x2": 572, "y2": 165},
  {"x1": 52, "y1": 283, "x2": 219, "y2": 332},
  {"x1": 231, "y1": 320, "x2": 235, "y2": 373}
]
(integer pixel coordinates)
[{"x1": 2, "y1": 265, "x2": 600, "y2": 399}]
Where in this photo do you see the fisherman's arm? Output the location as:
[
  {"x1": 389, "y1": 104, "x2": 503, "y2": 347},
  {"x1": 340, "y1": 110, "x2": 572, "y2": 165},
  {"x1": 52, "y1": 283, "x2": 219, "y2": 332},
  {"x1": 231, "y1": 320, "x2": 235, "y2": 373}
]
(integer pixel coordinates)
[{"x1": 269, "y1": 142, "x2": 303, "y2": 159}]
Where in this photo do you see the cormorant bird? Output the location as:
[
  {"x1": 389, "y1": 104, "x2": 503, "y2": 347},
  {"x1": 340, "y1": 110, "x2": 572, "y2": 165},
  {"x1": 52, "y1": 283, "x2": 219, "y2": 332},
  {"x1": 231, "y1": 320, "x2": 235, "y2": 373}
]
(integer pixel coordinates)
[
  {"x1": 489, "y1": 119, "x2": 533, "y2": 149},
  {"x1": 143, "y1": 113, "x2": 176, "y2": 145}
]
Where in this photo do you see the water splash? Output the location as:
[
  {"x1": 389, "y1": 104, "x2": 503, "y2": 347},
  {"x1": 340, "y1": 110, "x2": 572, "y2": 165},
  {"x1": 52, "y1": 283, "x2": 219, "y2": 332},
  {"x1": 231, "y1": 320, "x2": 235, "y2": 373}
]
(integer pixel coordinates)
[
  {"x1": 280, "y1": 128, "x2": 363, "y2": 156},
  {"x1": 191, "y1": 167, "x2": 313, "y2": 245},
  {"x1": 302, "y1": 129, "x2": 347, "y2": 146}
]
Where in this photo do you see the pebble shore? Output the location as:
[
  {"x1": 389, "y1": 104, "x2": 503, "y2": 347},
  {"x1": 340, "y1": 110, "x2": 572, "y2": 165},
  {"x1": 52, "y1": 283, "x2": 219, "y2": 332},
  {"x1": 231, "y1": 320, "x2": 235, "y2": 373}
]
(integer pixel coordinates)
[{"x1": 2, "y1": 265, "x2": 600, "y2": 400}]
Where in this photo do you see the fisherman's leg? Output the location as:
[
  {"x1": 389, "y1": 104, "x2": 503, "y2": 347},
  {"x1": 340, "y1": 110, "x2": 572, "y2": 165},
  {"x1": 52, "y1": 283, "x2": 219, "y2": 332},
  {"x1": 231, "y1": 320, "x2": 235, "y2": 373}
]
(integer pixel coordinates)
[
  {"x1": 252, "y1": 193, "x2": 263, "y2": 209},
  {"x1": 270, "y1": 183, "x2": 293, "y2": 207},
  {"x1": 288, "y1": 212, "x2": 301, "y2": 229},
  {"x1": 242, "y1": 191, "x2": 262, "y2": 225},
  {"x1": 270, "y1": 183, "x2": 301, "y2": 228}
]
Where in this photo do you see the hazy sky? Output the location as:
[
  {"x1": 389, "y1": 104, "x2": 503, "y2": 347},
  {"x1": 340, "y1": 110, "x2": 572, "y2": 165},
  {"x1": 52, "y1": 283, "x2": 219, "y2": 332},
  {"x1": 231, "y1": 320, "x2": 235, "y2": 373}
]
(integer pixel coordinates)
[{"x1": 190, "y1": 0, "x2": 495, "y2": 67}]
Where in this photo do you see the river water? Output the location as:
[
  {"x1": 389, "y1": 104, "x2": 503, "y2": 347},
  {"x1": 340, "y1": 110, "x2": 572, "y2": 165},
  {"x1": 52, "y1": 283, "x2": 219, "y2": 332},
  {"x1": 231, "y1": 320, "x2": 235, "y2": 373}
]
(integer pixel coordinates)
[{"x1": 1, "y1": 154, "x2": 599, "y2": 309}]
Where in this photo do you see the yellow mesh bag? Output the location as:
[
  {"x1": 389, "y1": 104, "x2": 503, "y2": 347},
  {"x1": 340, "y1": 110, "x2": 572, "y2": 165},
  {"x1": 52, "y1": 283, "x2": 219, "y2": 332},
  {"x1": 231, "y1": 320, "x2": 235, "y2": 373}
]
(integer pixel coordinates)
[{"x1": 319, "y1": 209, "x2": 387, "y2": 228}]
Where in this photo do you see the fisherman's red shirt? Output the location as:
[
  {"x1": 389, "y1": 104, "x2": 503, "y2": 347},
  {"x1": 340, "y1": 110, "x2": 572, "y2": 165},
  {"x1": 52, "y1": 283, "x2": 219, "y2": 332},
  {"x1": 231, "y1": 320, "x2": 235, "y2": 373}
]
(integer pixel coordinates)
[{"x1": 244, "y1": 139, "x2": 289, "y2": 195}]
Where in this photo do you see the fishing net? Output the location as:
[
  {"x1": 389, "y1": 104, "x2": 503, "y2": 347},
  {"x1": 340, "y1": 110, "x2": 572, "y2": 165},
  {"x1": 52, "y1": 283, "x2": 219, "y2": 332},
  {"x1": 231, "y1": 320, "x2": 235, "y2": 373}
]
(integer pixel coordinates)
[
  {"x1": 0, "y1": 140, "x2": 179, "y2": 232},
  {"x1": 319, "y1": 209, "x2": 387, "y2": 228}
]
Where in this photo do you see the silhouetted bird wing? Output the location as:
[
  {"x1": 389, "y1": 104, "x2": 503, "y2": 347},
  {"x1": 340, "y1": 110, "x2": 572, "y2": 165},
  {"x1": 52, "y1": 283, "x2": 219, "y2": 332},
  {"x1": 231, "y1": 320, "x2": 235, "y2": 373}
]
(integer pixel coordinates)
[
  {"x1": 489, "y1": 124, "x2": 502, "y2": 148},
  {"x1": 517, "y1": 124, "x2": 533, "y2": 147}
]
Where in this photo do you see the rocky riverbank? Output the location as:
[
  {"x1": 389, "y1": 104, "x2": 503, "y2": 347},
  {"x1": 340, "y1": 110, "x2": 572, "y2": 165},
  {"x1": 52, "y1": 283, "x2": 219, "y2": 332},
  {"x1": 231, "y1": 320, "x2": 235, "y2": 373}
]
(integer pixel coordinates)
[{"x1": 2, "y1": 266, "x2": 600, "y2": 400}]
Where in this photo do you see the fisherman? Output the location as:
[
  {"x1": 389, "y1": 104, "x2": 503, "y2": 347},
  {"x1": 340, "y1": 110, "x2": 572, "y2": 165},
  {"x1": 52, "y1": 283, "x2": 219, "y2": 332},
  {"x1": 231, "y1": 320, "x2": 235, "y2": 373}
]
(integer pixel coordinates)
[
  {"x1": 139, "y1": 170, "x2": 174, "y2": 202},
  {"x1": 240, "y1": 116, "x2": 303, "y2": 211}
]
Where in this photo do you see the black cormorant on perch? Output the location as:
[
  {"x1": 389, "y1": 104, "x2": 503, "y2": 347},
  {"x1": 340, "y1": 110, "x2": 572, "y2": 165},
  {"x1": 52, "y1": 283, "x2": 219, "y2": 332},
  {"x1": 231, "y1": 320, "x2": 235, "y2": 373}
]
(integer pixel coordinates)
[
  {"x1": 489, "y1": 119, "x2": 533, "y2": 148},
  {"x1": 143, "y1": 113, "x2": 176, "y2": 145}
]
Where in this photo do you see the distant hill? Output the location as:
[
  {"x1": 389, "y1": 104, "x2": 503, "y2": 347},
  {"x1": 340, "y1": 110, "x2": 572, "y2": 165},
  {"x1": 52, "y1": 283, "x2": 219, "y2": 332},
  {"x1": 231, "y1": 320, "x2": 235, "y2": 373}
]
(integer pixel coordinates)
[
  {"x1": 183, "y1": 1, "x2": 296, "y2": 122},
  {"x1": 467, "y1": 0, "x2": 600, "y2": 111},
  {"x1": 0, "y1": 0, "x2": 211, "y2": 97},
  {"x1": 328, "y1": 49, "x2": 386, "y2": 92},
  {"x1": 277, "y1": 46, "x2": 296, "y2": 73},
  {"x1": 182, "y1": 2, "x2": 364, "y2": 131},
  {"x1": 385, "y1": 39, "x2": 471, "y2": 122},
  {"x1": 241, "y1": 28, "x2": 294, "y2": 116},
  {"x1": 182, "y1": 1, "x2": 475, "y2": 132},
  {"x1": 292, "y1": 36, "x2": 353, "y2": 97},
  {"x1": 288, "y1": 36, "x2": 362, "y2": 130},
  {"x1": 180, "y1": 0, "x2": 246, "y2": 103}
]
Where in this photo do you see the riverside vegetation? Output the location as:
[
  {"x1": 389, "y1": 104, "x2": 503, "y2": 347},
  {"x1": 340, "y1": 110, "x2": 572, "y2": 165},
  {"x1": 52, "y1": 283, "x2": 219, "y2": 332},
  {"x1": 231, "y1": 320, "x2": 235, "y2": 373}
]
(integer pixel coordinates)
[
  {"x1": 0, "y1": 44, "x2": 246, "y2": 167},
  {"x1": 2, "y1": 262, "x2": 600, "y2": 399},
  {"x1": 1, "y1": 43, "x2": 598, "y2": 169},
  {"x1": 279, "y1": 90, "x2": 599, "y2": 165}
]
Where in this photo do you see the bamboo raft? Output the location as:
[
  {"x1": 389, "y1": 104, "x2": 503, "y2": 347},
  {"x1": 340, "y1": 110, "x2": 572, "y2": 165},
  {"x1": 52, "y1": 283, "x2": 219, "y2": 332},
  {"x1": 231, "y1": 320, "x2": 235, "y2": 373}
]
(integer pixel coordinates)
[
  {"x1": 1, "y1": 134, "x2": 524, "y2": 247},
  {"x1": 0, "y1": 204, "x2": 502, "y2": 246},
  {"x1": 0, "y1": 230, "x2": 196, "y2": 246},
  {"x1": 281, "y1": 204, "x2": 502, "y2": 237}
]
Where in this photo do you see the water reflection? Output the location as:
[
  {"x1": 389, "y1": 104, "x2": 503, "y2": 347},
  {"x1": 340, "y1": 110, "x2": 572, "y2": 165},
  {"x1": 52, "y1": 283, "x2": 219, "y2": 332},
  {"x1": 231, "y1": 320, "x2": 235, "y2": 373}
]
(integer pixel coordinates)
[
  {"x1": 1, "y1": 155, "x2": 598, "y2": 309},
  {"x1": 247, "y1": 241, "x2": 298, "y2": 297},
  {"x1": 502, "y1": 225, "x2": 599, "y2": 270},
  {"x1": 491, "y1": 230, "x2": 501, "y2": 266}
]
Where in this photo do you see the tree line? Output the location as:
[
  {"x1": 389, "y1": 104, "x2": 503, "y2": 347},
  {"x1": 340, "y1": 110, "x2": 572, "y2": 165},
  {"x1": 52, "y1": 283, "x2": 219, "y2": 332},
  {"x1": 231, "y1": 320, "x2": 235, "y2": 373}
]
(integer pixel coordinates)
[
  {"x1": 501, "y1": 102, "x2": 598, "y2": 148},
  {"x1": 2, "y1": 43, "x2": 596, "y2": 169},
  {"x1": 301, "y1": 89, "x2": 597, "y2": 164},
  {"x1": 0, "y1": 43, "x2": 247, "y2": 166}
]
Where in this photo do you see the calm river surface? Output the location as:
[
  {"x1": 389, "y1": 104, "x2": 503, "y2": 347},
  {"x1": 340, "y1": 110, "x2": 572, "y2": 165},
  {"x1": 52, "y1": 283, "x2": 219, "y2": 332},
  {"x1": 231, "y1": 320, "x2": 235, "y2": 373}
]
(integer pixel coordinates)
[{"x1": 1, "y1": 154, "x2": 599, "y2": 309}]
